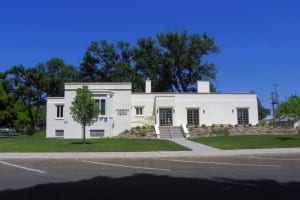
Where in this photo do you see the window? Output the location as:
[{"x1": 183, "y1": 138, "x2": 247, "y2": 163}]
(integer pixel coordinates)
[
  {"x1": 95, "y1": 99, "x2": 106, "y2": 115},
  {"x1": 90, "y1": 130, "x2": 104, "y2": 137},
  {"x1": 56, "y1": 105, "x2": 64, "y2": 118},
  {"x1": 135, "y1": 107, "x2": 143, "y2": 116},
  {"x1": 187, "y1": 109, "x2": 199, "y2": 126},
  {"x1": 55, "y1": 130, "x2": 64, "y2": 137},
  {"x1": 237, "y1": 108, "x2": 249, "y2": 125}
]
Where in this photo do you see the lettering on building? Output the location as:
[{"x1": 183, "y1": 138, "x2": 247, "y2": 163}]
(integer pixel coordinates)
[{"x1": 116, "y1": 109, "x2": 130, "y2": 116}]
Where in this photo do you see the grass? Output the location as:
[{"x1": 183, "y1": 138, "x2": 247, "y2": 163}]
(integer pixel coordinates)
[
  {"x1": 0, "y1": 131, "x2": 189, "y2": 152},
  {"x1": 191, "y1": 134, "x2": 300, "y2": 149}
]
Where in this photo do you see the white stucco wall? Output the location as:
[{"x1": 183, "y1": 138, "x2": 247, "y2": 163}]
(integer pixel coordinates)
[
  {"x1": 46, "y1": 81, "x2": 259, "y2": 138},
  {"x1": 131, "y1": 93, "x2": 258, "y2": 127},
  {"x1": 46, "y1": 97, "x2": 65, "y2": 138},
  {"x1": 46, "y1": 82, "x2": 131, "y2": 139}
]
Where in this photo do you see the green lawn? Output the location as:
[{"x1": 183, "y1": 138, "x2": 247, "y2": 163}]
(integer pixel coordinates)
[
  {"x1": 0, "y1": 131, "x2": 189, "y2": 152},
  {"x1": 191, "y1": 134, "x2": 300, "y2": 149}
]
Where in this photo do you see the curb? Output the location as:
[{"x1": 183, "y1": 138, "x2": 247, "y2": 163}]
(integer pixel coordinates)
[{"x1": 1, "y1": 148, "x2": 300, "y2": 159}]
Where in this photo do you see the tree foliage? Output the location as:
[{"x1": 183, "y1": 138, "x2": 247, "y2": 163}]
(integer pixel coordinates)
[
  {"x1": 5, "y1": 65, "x2": 47, "y2": 134},
  {"x1": 134, "y1": 31, "x2": 219, "y2": 92},
  {"x1": 0, "y1": 58, "x2": 77, "y2": 134},
  {"x1": 80, "y1": 40, "x2": 143, "y2": 91},
  {"x1": 257, "y1": 97, "x2": 270, "y2": 120},
  {"x1": 45, "y1": 58, "x2": 79, "y2": 97},
  {"x1": 80, "y1": 30, "x2": 219, "y2": 92},
  {"x1": 70, "y1": 86, "x2": 99, "y2": 144},
  {"x1": 277, "y1": 95, "x2": 300, "y2": 121},
  {"x1": 0, "y1": 82, "x2": 15, "y2": 127}
]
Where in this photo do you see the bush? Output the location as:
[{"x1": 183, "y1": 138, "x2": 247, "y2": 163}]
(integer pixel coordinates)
[{"x1": 212, "y1": 127, "x2": 230, "y2": 136}]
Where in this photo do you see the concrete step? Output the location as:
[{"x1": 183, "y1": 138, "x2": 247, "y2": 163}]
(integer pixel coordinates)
[{"x1": 159, "y1": 126, "x2": 185, "y2": 138}]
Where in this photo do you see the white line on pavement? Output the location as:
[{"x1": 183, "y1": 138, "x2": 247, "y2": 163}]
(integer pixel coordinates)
[
  {"x1": 0, "y1": 161, "x2": 46, "y2": 174},
  {"x1": 162, "y1": 159, "x2": 280, "y2": 168},
  {"x1": 244, "y1": 156, "x2": 300, "y2": 161},
  {"x1": 81, "y1": 160, "x2": 171, "y2": 172}
]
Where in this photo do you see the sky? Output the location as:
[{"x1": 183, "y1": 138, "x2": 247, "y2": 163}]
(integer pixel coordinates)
[{"x1": 0, "y1": 0, "x2": 299, "y2": 110}]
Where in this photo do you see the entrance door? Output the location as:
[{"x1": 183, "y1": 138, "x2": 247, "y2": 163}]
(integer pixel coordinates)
[{"x1": 159, "y1": 108, "x2": 173, "y2": 126}]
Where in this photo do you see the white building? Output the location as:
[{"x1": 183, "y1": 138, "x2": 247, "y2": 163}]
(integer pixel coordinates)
[{"x1": 46, "y1": 80, "x2": 259, "y2": 138}]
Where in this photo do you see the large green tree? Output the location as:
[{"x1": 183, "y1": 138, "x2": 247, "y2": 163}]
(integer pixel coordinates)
[
  {"x1": 80, "y1": 40, "x2": 143, "y2": 91},
  {"x1": 45, "y1": 58, "x2": 79, "y2": 97},
  {"x1": 70, "y1": 86, "x2": 99, "y2": 144},
  {"x1": 6, "y1": 65, "x2": 47, "y2": 134},
  {"x1": 134, "y1": 30, "x2": 220, "y2": 92},
  {"x1": 0, "y1": 82, "x2": 15, "y2": 127},
  {"x1": 277, "y1": 95, "x2": 300, "y2": 122}
]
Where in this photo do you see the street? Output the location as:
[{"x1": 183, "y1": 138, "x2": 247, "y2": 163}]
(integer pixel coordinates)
[{"x1": 1, "y1": 154, "x2": 300, "y2": 199}]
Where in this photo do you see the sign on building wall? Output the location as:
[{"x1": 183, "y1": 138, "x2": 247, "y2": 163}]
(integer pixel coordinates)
[{"x1": 116, "y1": 109, "x2": 130, "y2": 116}]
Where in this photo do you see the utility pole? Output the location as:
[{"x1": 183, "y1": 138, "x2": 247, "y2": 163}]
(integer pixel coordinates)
[{"x1": 271, "y1": 83, "x2": 279, "y2": 126}]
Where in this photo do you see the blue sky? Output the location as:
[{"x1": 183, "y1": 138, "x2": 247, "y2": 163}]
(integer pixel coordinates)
[{"x1": 0, "y1": 0, "x2": 299, "y2": 110}]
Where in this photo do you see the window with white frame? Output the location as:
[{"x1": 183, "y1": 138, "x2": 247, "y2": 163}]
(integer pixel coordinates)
[
  {"x1": 90, "y1": 130, "x2": 104, "y2": 137},
  {"x1": 55, "y1": 130, "x2": 64, "y2": 137},
  {"x1": 135, "y1": 107, "x2": 143, "y2": 116},
  {"x1": 237, "y1": 108, "x2": 249, "y2": 125},
  {"x1": 95, "y1": 99, "x2": 106, "y2": 116},
  {"x1": 56, "y1": 105, "x2": 64, "y2": 118}
]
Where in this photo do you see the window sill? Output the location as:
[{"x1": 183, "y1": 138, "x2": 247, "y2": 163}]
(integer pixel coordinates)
[{"x1": 55, "y1": 118, "x2": 64, "y2": 120}]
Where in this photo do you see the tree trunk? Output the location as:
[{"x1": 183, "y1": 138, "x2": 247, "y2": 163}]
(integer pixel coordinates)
[
  {"x1": 27, "y1": 104, "x2": 35, "y2": 135},
  {"x1": 83, "y1": 124, "x2": 86, "y2": 145}
]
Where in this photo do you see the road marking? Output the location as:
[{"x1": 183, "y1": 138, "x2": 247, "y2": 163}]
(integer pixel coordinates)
[
  {"x1": 244, "y1": 156, "x2": 300, "y2": 161},
  {"x1": 0, "y1": 161, "x2": 46, "y2": 174},
  {"x1": 162, "y1": 159, "x2": 280, "y2": 168},
  {"x1": 81, "y1": 160, "x2": 171, "y2": 172}
]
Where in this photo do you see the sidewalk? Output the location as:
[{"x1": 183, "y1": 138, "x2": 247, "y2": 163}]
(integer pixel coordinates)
[{"x1": 1, "y1": 139, "x2": 300, "y2": 159}]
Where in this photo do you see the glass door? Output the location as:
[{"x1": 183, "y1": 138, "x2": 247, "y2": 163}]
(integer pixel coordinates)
[{"x1": 159, "y1": 108, "x2": 173, "y2": 126}]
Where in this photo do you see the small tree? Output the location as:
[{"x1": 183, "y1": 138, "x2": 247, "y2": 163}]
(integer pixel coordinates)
[
  {"x1": 70, "y1": 86, "x2": 99, "y2": 144},
  {"x1": 277, "y1": 95, "x2": 300, "y2": 125}
]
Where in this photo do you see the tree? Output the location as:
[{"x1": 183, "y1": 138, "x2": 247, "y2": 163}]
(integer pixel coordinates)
[
  {"x1": 134, "y1": 30, "x2": 220, "y2": 92},
  {"x1": 133, "y1": 37, "x2": 171, "y2": 92},
  {"x1": 257, "y1": 97, "x2": 270, "y2": 120},
  {"x1": 277, "y1": 95, "x2": 300, "y2": 122},
  {"x1": 70, "y1": 86, "x2": 99, "y2": 144},
  {"x1": 0, "y1": 82, "x2": 15, "y2": 127},
  {"x1": 80, "y1": 40, "x2": 143, "y2": 91},
  {"x1": 45, "y1": 58, "x2": 79, "y2": 97},
  {"x1": 6, "y1": 65, "x2": 47, "y2": 134}
]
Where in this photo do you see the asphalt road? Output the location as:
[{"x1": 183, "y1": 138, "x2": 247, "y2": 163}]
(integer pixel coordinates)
[{"x1": 1, "y1": 154, "x2": 300, "y2": 199}]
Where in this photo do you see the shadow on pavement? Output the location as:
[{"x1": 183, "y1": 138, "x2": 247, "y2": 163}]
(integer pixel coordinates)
[{"x1": 0, "y1": 174, "x2": 299, "y2": 200}]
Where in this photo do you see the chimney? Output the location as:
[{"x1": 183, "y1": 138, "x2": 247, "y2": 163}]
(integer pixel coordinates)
[
  {"x1": 197, "y1": 80, "x2": 210, "y2": 93},
  {"x1": 145, "y1": 78, "x2": 151, "y2": 93}
]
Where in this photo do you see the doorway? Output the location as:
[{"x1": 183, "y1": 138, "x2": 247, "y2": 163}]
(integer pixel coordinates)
[{"x1": 159, "y1": 108, "x2": 173, "y2": 126}]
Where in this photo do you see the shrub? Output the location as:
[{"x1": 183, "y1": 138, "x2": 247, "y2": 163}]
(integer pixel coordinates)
[
  {"x1": 213, "y1": 127, "x2": 230, "y2": 136},
  {"x1": 201, "y1": 124, "x2": 206, "y2": 128}
]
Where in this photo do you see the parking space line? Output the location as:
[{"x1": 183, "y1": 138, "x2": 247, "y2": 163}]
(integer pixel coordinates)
[
  {"x1": 81, "y1": 160, "x2": 171, "y2": 172},
  {"x1": 244, "y1": 156, "x2": 300, "y2": 161},
  {"x1": 0, "y1": 161, "x2": 46, "y2": 174},
  {"x1": 162, "y1": 159, "x2": 280, "y2": 168}
]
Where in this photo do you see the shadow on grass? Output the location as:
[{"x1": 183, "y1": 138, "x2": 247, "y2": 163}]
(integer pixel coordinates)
[
  {"x1": 275, "y1": 136, "x2": 299, "y2": 141},
  {"x1": 70, "y1": 141, "x2": 95, "y2": 145},
  {"x1": 0, "y1": 136, "x2": 17, "y2": 139},
  {"x1": 0, "y1": 174, "x2": 299, "y2": 200}
]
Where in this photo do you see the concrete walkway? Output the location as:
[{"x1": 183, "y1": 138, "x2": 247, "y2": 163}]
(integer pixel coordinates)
[{"x1": 168, "y1": 138, "x2": 221, "y2": 152}]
